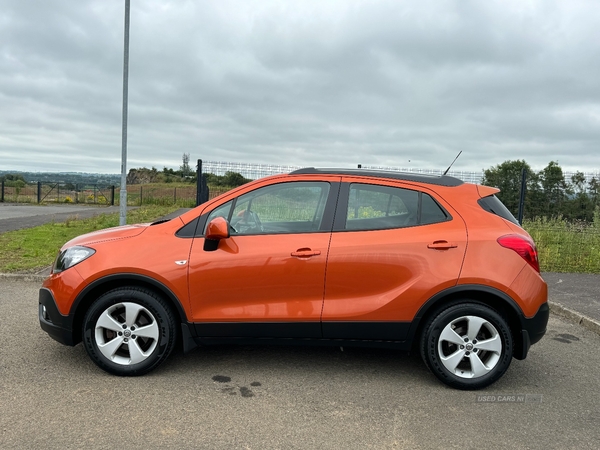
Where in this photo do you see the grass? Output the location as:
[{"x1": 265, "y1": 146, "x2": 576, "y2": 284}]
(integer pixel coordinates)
[
  {"x1": 0, "y1": 205, "x2": 180, "y2": 273},
  {"x1": 524, "y1": 216, "x2": 600, "y2": 274}
]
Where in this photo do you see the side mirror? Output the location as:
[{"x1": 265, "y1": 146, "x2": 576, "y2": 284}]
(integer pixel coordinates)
[{"x1": 205, "y1": 216, "x2": 230, "y2": 241}]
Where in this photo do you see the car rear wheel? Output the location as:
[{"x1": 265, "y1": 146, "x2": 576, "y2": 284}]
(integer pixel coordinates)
[
  {"x1": 82, "y1": 287, "x2": 176, "y2": 376},
  {"x1": 420, "y1": 302, "x2": 513, "y2": 390}
]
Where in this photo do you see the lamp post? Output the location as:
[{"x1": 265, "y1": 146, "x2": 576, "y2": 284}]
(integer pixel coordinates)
[{"x1": 119, "y1": 0, "x2": 131, "y2": 226}]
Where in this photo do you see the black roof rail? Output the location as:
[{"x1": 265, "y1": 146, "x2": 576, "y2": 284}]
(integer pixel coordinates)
[{"x1": 289, "y1": 167, "x2": 464, "y2": 187}]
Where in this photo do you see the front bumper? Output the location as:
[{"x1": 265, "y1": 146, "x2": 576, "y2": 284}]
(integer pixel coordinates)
[{"x1": 39, "y1": 288, "x2": 76, "y2": 346}]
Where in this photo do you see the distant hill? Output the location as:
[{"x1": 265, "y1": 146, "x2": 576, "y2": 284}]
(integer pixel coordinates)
[{"x1": 0, "y1": 171, "x2": 121, "y2": 185}]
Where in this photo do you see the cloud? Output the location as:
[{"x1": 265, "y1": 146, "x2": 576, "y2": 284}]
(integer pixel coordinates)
[{"x1": 1, "y1": 0, "x2": 599, "y2": 175}]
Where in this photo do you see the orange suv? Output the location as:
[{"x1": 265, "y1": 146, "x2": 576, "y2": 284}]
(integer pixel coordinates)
[{"x1": 39, "y1": 168, "x2": 548, "y2": 389}]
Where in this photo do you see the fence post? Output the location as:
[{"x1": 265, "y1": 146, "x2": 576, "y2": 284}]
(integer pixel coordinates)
[
  {"x1": 57, "y1": 182, "x2": 60, "y2": 203},
  {"x1": 111, "y1": 186, "x2": 115, "y2": 206},
  {"x1": 174, "y1": 187, "x2": 177, "y2": 204},
  {"x1": 37, "y1": 182, "x2": 41, "y2": 204},
  {"x1": 196, "y1": 159, "x2": 209, "y2": 206},
  {"x1": 0, "y1": 180, "x2": 4, "y2": 202},
  {"x1": 140, "y1": 186, "x2": 143, "y2": 206},
  {"x1": 517, "y1": 168, "x2": 527, "y2": 225},
  {"x1": 196, "y1": 159, "x2": 203, "y2": 206}
]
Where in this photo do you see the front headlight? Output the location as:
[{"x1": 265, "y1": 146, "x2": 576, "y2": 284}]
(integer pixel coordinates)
[{"x1": 53, "y1": 246, "x2": 96, "y2": 273}]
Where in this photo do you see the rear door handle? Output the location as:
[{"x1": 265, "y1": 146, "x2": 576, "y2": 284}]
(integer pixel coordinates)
[
  {"x1": 427, "y1": 240, "x2": 457, "y2": 250},
  {"x1": 291, "y1": 248, "x2": 322, "y2": 258}
]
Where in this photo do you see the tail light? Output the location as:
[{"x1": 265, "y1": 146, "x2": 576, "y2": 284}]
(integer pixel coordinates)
[{"x1": 497, "y1": 234, "x2": 540, "y2": 273}]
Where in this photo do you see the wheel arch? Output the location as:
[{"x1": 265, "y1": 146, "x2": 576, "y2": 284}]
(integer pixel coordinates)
[
  {"x1": 408, "y1": 285, "x2": 529, "y2": 359},
  {"x1": 69, "y1": 274, "x2": 188, "y2": 346}
]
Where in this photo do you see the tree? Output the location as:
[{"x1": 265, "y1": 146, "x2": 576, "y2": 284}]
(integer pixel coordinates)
[
  {"x1": 202, "y1": 172, "x2": 251, "y2": 188},
  {"x1": 561, "y1": 172, "x2": 595, "y2": 221},
  {"x1": 481, "y1": 160, "x2": 535, "y2": 217},
  {"x1": 590, "y1": 177, "x2": 600, "y2": 208},
  {"x1": 570, "y1": 171, "x2": 587, "y2": 195},
  {"x1": 222, "y1": 171, "x2": 250, "y2": 187},
  {"x1": 539, "y1": 161, "x2": 571, "y2": 218},
  {"x1": 0, "y1": 173, "x2": 26, "y2": 184},
  {"x1": 566, "y1": 172, "x2": 591, "y2": 221}
]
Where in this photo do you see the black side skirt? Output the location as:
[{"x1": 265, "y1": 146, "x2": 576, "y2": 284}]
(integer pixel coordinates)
[{"x1": 188, "y1": 321, "x2": 412, "y2": 351}]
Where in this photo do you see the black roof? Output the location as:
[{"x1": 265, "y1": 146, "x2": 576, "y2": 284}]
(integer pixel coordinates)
[{"x1": 289, "y1": 167, "x2": 464, "y2": 187}]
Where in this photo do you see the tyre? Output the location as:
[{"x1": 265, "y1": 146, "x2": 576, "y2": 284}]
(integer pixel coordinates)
[
  {"x1": 82, "y1": 287, "x2": 177, "y2": 376},
  {"x1": 420, "y1": 302, "x2": 513, "y2": 390}
]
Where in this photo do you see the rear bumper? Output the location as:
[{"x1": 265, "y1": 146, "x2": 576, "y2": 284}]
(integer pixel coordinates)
[
  {"x1": 39, "y1": 288, "x2": 76, "y2": 346},
  {"x1": 523, "y1": 302, "x2": 549, "y2": 345},
  {"x1": 515, "y1": 302, "x2": 549, "y2": 360}
]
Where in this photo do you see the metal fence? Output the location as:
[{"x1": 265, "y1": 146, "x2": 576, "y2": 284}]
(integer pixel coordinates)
[
  {"x1": 4, "y1": 163, "x2": 598, "y2": 206},
  {"x1": 118, "y1": 185, "x2": 228, "y2": 207},
  {"x1": 201, "y1": 161, "x2": 302, "y2": 179},
  {"x1": 526, "y1": 216, "x2": 600, "y2": 273},
  {"x1": 0, "y1": 181, "x2": 115, "y2": 205},
  {"x1": 201, "y1": 160, "x2": 600, "y2": 187},
  {"x1": 0, "y1": 181, "x2": 230, "y2": 207},
  {"x1": 200, "y1": 160, "x2": 492, "y2": 184}
]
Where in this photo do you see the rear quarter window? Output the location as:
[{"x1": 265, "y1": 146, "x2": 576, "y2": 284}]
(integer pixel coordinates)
[
  {"x1": 477, "y1": 195, "x2": 519, "y2": 225},
  {"x1": 421, "y1": 193, "x2": 448, "y2": 225}
]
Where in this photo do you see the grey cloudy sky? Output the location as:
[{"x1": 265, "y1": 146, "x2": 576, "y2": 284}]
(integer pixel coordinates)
[{"x1": 1, "y1": 0, "x2": 599, "y2": 174}]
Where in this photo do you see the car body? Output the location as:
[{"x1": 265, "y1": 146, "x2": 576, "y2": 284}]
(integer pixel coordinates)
[{"x1": 39, "y1": 168, "x2": 548, "y2": 389}]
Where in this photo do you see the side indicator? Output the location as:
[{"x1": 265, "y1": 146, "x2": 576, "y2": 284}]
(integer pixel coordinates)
[{"x1": 175, "y1": 260, "x2": 188, "y2": 266}]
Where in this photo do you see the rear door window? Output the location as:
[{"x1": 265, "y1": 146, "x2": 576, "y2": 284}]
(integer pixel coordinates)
[{"x1": 343, "y1": 184, "x2": 449, "y2": 231}]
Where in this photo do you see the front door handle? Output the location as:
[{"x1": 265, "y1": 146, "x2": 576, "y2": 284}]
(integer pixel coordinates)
[
  {"x1": 291, "y1": 248, "x2": 322, "y2": 258},
  {"x1": 427, "y1": 240, "x2": 457, "y2": 250}
]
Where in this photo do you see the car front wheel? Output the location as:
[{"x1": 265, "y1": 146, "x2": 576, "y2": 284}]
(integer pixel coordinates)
[
  {"x1": 82, "y1": 287, "x2": 177, "y2": 376},
  {"x1": 420, "y1": 302, "x2": 513, "y2": 390}
]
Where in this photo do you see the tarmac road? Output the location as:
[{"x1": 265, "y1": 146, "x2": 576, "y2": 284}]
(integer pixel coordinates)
[
  {"x1": 543, "y1": 273, "x2": 600, "y2": 324},
  {"x1": 1, "y1": 279, "x2": 599, "y2": 449},
  {"x1": 0, "y1": 204, "x2": 124, "y2": 233}
]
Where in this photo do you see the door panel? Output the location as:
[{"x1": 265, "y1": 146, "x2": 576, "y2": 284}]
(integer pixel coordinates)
[
  {"x1": 323, "y1": 223, "x2": 466, "y2": 320},
  {"x1": 322, "y1": 181, "x2": 467, "y2": 340},
  {"x1": 188, "y1": 233, "x2": 331, "y2": 334},
  {"x1": 187, "y1": 179, "x2": 340, "y2": 338}
]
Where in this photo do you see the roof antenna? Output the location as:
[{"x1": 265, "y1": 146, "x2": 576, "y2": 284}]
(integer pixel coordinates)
[{"x1": 443, "y1": 151, "x2": 462, "y2": 175}]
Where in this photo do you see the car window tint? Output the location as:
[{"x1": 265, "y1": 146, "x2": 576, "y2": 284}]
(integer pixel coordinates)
[
  {"x1": 346, "y1": 184, "x2": 419, "y2": 230},
  {"x1": 230, "y1": 182, "x2": 330, "y2": 235},
  {"x1": 421, "y1": 194, "x2": 448, "y2": 225},
  {"x1": 478, "y1": 195, "x2": 519, "y2": 225}
]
